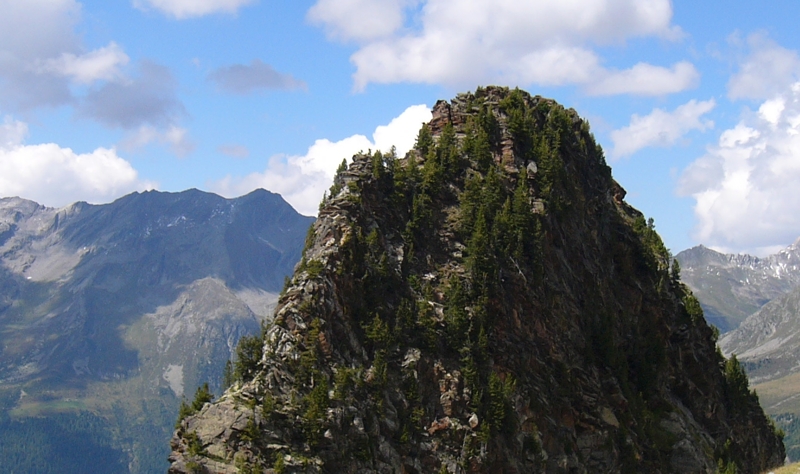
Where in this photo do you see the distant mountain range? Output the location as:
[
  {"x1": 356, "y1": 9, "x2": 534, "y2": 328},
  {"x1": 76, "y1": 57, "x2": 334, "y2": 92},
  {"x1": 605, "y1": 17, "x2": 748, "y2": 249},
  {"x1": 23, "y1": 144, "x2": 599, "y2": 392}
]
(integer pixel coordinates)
[
  {"x1": 675, "y1": 240, "x2": 800, "y2": 333},
  {"x1": 0, "y1": 189, "x2": 313, "y2": 473},
  {"x1": 676, "y1": 240, "x2": 800, "y2": 460}
]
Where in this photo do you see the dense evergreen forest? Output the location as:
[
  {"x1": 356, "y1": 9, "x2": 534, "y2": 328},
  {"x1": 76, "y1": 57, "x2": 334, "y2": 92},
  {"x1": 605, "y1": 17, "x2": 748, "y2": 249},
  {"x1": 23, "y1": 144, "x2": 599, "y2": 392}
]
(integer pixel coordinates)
[
  {"x1": 0, "y1": 411, "x2": 126, "y2": 473},
  {"x1": 0, "y1": 388, "x2": 176, "y2": 473}
]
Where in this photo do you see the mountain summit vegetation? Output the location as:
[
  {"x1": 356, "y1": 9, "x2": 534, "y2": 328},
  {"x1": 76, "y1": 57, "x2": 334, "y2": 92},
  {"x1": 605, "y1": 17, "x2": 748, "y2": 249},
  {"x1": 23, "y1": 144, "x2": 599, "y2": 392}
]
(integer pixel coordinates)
[{"x1": 169, "y1": 87, "x2": 784, "y2": 473}]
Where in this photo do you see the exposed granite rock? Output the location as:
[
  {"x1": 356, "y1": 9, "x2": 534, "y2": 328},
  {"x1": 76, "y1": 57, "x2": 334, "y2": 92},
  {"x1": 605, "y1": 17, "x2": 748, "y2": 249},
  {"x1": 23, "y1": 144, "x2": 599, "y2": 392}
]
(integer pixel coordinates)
[{"x1": 169, "y1": 87, "x2": 784, "y2": 473}]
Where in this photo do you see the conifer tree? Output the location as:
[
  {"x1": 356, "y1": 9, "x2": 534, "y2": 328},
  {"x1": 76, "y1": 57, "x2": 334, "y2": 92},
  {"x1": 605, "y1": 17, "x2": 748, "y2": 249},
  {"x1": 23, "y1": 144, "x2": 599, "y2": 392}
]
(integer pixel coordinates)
[
  {"x1": 222, "y1": 360, "x2": 234, "y2": 390},
  {"x1": 191, "y1": 383, "x2": 213, "y2": 412},
  {"x1": 463, "y1": 119, "x2": 492, "y2": 173},
  {"x1": 415, "y1": 123, "x2": 434, "y2": 157}
]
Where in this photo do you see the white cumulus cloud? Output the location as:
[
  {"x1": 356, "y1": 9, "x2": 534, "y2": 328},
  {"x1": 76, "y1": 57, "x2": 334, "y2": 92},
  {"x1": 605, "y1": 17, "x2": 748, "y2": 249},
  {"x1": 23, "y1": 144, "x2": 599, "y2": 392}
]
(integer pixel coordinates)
[
  {"x1": 308, "y1": 0, "x2": 418, "y2": 41},
  {"x1": 0, "y1": 0, "x2": 81, "y2": 109},
  {"x1": 133, "y1": 0, "x2": 257, "y2": 18},
  {"x1": 34, "y1": 42, "x2": 130, "y2": 84},
  {"x1": 120, "y1": 124, "x2": 195, "y2": 157},
  {"x1": 79, "y1": 61, "x2": 185, "y2": 129},
  {"x1": 209, "y1": 104, "x2": 431, "y2": 216},
  {"x1": 0, "y1": 116, "x2": 154, "y2": 207},
  {"x1": 77, "y1": 60, "x2": 193, "y2": 156},
  {"x1": 678, "y1": 83, "x2": 800, "y2": 255},
  {"x1": 309, "y1": 0, "x2": 692, "y2": 95},
  {"x1": 728, "y1": 33, "x2": 800, "y2": 101},
  {"x1": 611, "y1": 99, "x2": 715, "y2": 158},
  {"x1": 0, "y1": 116, "x2": 28, "y2": 148},
  {"x1": 0, "y1": 2, "x2": 191, "y2": 156},
  {"x1": 0, "y1": 1, "x2": 138, "y2": 110},
  {"x1": 0, "y1": 1, "x2": 189, "y2": 157},
  {"x1": 587, "y1": 61, "x2": 699, "y2": 97}
]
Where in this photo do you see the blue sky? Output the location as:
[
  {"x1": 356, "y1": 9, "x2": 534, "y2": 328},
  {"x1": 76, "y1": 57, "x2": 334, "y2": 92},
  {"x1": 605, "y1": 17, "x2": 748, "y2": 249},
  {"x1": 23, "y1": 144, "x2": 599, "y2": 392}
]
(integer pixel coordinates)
[{"x1": 2, "y1": 0, "x2": 800, "y2": 257}]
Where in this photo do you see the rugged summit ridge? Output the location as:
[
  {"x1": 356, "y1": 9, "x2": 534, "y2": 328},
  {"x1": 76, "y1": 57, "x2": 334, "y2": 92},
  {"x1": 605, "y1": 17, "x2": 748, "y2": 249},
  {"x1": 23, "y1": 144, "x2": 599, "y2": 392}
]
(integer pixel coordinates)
[{"x1": 169, "y1": 87, "x2": 783, "y2": 473}]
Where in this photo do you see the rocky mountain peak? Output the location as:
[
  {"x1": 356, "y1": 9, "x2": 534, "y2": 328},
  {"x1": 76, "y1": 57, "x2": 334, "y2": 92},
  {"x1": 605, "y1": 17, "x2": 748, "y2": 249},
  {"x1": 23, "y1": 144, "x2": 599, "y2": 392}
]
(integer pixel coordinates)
[{"x1": 169, "y1": 87, "x2": 783, "y2": 473}]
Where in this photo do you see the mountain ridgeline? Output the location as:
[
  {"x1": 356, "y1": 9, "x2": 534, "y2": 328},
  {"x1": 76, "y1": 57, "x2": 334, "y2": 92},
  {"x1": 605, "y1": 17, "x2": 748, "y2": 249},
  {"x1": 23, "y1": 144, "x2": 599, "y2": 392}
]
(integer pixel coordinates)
[
  {"x1": 0, "y1": 189, "x2": 314, "y2": 473},
  {"x1": 676, "y1": 242, "x2": 800, "y2": 333},
  {"x1": 169, "y1": 87, "x2": 784, "y2": 473}
]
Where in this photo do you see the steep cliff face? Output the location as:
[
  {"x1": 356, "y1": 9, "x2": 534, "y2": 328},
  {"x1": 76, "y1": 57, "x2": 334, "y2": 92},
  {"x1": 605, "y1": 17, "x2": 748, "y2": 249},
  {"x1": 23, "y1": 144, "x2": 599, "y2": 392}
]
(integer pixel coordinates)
[{"x1": 169, "y1": 87, "x2": 784, "y2": 473}]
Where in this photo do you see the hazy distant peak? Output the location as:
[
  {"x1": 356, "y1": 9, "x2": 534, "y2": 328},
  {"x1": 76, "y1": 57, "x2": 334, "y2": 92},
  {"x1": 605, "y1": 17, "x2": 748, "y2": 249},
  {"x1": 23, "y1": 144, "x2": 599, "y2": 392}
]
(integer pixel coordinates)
[{"x1": 676, "y1": 236, "x2": 800, "y2": 331}]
